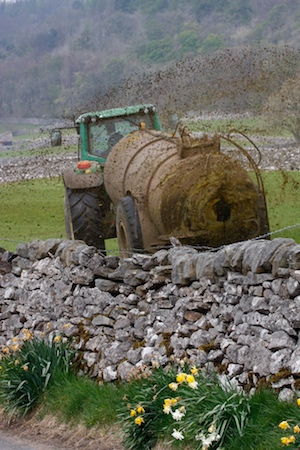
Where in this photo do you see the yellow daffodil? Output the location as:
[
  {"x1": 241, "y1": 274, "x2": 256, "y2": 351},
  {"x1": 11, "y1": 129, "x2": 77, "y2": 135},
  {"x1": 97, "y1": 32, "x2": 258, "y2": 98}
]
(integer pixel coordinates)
[
  {"x1": 54, "y1": 336, "x2": 61, "y2": 343},
  {"x1": 176, "y1": 373, "x2": 186, "y2": 384},
  {"x1": 10, "y1": 344, "x2": 20, "y2": 352},
  {"x1": 186, "y1": 374, "x2": 195, "y2": 384},
  {"x1": 136, "y1": 405, "x2": 145, "y2": 414},
  {"x1": 130, "y1": 409, "x2": 137, "y2": 417},
  {"x1": 281, "y1": 435, "x2": 296, "y2": 446},
  {"x1": 294, "y1": 425, "x2": 300, "y2": 433},
  {"x1": 163, "y1": 399, "x2": 172, "y2": 414},
  {"x1": 164, "y1": 398, "x2": 177, "y2": 407},
  {"x1": 297, "y1": 398, "x2": 300, "y2": 407},
  {"x1": 135, "y1": 416, "x2": 144, "y2": 426},
  {"x1": 23, "y1": 365, "x2": 29, "y2": 371},
  {"x1": 279, "y1": 421, "x2": 290, "y2": 430},
  {"x1": 169, "y1": 382, "x2": 178, "y2": 391},
  {"x1": 22, "y1": 328, "x2": 32, "y2": 341},
  {"x1": 163, "y1": 405, "x2": 172, "y2": 414},
  {"x1": 190, "y1": 366, "x2": 198, "y2": 375}
]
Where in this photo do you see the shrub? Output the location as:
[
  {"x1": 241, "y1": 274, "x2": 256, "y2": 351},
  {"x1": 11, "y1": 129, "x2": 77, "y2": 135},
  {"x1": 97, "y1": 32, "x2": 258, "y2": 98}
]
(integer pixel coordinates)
[
  {"x1": 118, "y1": 363, "x2": 251, "y2": 450},
  {"x1": 0, "y1": 334, "x2": 75, "y2": 417}
]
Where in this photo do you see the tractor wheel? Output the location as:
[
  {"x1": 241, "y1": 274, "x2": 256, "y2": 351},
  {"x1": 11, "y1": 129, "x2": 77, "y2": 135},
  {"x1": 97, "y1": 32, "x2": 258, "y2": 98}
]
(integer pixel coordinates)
[
  {"x1": 64, "y1": 187, "x2": 106, "y2": 252},
  {"x1": 116, "y1": 196, "x2": 143, "y2": 257}
]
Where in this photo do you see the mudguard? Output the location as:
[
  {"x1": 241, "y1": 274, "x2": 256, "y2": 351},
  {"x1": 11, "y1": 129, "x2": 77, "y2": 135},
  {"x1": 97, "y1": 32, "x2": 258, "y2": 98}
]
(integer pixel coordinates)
[{"x1": 62, "y1": 167, "x2": 104, "y2": 189}]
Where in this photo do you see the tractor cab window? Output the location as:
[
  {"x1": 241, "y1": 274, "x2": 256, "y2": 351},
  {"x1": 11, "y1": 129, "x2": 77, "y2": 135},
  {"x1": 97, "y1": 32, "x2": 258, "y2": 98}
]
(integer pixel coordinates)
[{"x1": 88, "y1": 113, "x2": 153, "y2": 158}]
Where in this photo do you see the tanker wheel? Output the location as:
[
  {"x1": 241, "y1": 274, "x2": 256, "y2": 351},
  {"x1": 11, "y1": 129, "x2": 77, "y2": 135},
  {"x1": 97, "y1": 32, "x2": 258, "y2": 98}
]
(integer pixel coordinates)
[
  {"x1": 64, "y1": 187, "x2": 106, "y2": 252},
  {"x1": 116, "y1": 196, "x2": 143, "y2": 257}
]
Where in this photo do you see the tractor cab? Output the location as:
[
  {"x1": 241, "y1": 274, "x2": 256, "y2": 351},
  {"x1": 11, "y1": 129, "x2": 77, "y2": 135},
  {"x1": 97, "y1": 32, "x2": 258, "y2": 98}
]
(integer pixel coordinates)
[{"x1": 75, "y1": 104, "x2": 162, "y2": 164}]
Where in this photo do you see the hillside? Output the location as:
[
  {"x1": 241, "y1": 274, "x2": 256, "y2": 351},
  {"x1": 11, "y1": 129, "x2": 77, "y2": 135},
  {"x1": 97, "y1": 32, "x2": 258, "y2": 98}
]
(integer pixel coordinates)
[{"x1": 0, "y1": 0, "x2": 300, "y2": 119}]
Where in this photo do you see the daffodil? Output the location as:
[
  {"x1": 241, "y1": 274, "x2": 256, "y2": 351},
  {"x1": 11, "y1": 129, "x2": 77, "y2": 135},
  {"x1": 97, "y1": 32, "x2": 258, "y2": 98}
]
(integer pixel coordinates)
[
  {"x1": 297, "y1": 398, "x2": 300, "y2": 407},
  {"x1": 22, "y1": 329, "x2": 32, "y2": 341},
  {"x1": 171, "y1": 408, "x2": 185, "y2": 421},
  {"x1": 169, "y1": 382, "x2": 178, "y2": 391},
  {"x1": 163, "y1": 404, "x2": 172, "y2": 414},
  {"x1": 22, "y1": 365, "x2": 28, "y2": 371},
  {"x1": 208, "y1": 423, "x2": 216, "y2": 433},
  {"x1": 135, "y1": 416, "x2": 144, "y2": 426},
  {"x1": 54, "y1": 336, "x2": 61, "y2": 343},
  {"x1": 10, "y1": 344, "x2": 20, "y2": 352},
  {"x1": 294, "y1": 424, "x2": 300, "y2": 433},
  {"x1": 190, "y1": 365, "x2": 198, "y2": 375},
  {"x1": 288, "y1": 436, "x2": 296, "y2": 444},
  {"x1": 171, "y1": 429, "x2": 184, "y2": 440},
  {"x1": 136, "y1": 405, "x2": 145, "y2": 414},
  {"x1": 186, "y1": 374, "x2": 195, "y2": 384},
  {"x1": 164, "y1": 398, "x2": 178, "y2": 407},
  {"x1": 281, "y1": 435, "x2": 296, "y2": 446},
  {"x1": 176, "y1": 372, "x2": 186, "y2": 384},
  {"x1": 130, "y1": 409, "x2": 137, "y2": 417},
  {"x1": 279, "y1": 421, "x2": 290, "y2": 430}
]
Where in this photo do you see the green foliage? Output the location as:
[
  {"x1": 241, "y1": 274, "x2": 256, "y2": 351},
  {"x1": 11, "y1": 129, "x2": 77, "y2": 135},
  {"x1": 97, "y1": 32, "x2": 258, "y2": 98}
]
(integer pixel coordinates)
[
  {"x1": 43, "y1": 371, "x2": 129, "y2": 427},
  {"x1": 178, "y1": 29, "x2": 201, "y2": 56},
  {"x1": 226, "y1": 0, "x2": 253, "y2": 24},
  {"x1": 118, "y1": 365, "x2": 251, "y2": 450},
  {"x1": 136, "y1": 37, "x2": 175, "y2": 64},
  {"x1": 225, "y1": 389, "x2": 300, "y2": 450},
  {"x1": 192, "y1": 0, "x2": 229, "y2": 18},
  {"x1": 0, "y1": 336, "x2": 75, "y2": 417},
  {"x1": 201, "y1": 34, "x2": 224, "y2": 54},
  {"x1": 1, "y1": 347, "x2": 300, "y2": 449}
]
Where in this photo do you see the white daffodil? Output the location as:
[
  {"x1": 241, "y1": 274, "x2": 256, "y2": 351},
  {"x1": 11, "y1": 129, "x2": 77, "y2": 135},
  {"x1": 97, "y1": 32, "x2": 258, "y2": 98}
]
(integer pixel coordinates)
[{"x1": 172, "y1": 429, "x2": 184, "y2": 440}]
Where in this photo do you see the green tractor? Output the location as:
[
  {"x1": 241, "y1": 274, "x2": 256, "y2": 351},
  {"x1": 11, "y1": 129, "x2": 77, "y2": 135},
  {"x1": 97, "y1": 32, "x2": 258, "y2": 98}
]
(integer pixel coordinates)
[
  {"x1": 55, "y1": 103, "x2": 269, "y2": 256},
  {"x1": 59, "y1": 104, "x2": 162, "y2": 253}
]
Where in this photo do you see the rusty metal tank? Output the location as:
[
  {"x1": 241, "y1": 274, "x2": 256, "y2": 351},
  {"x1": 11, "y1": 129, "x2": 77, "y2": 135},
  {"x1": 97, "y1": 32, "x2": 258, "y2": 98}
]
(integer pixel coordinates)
[{"x1": 104, "y1": 127, "x2": 269, "y2": 253}]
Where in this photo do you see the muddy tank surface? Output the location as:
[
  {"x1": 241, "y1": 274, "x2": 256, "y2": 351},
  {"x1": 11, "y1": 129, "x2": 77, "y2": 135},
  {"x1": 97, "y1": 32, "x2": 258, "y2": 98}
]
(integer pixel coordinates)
[{"x1": 104, "y1": 127, "x2": 269, "y2": 252}]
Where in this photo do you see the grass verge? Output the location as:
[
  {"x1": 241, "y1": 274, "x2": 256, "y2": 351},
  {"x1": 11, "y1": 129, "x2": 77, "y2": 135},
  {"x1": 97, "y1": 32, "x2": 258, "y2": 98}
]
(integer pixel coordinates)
[
  {"x1": 38, "y1": 368, "x2": 300, "y2": 450},
  {"x1": 1, "y1": 329, "x2": 300, "y2": 450}
]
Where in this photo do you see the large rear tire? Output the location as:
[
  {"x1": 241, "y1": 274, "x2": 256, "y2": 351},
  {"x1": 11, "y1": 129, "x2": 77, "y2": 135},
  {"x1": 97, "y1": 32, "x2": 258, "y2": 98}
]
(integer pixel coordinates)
[
  {"x1": 64, "y1": 187, "x2": 106, "y2": 251},
  {"x1": 116, "y1": 196, "x2": 143, "y2": 257}
]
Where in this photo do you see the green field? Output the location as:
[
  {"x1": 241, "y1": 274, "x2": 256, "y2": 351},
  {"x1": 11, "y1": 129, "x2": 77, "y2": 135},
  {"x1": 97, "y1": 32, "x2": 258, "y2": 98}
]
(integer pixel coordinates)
[
  {"x1": 1, "y1": 171, "x2": 300, "y2": 253},
  {"x1": 0, "y1": 177, "x2": 65, "y2": 251}
]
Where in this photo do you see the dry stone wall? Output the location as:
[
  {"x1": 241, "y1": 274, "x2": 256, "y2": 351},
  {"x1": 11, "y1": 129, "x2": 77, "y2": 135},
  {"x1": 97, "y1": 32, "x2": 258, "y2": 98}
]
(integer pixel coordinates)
[{"x1": 1, "y1": 237, "x2": 300, "y2": 399}]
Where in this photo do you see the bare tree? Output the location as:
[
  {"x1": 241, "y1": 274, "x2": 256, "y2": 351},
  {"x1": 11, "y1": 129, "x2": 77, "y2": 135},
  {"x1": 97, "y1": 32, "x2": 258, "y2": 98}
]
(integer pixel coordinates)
[{"x1": 264, "y1": 72, "x2": 300, "y2": 144}]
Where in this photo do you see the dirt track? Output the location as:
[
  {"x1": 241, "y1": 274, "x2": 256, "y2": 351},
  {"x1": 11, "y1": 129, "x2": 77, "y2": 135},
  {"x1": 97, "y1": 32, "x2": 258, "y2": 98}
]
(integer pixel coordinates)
[{"x1": 0, "y1": 411, "x2": 125, "y2": 450}]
